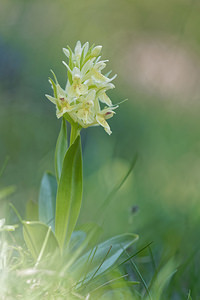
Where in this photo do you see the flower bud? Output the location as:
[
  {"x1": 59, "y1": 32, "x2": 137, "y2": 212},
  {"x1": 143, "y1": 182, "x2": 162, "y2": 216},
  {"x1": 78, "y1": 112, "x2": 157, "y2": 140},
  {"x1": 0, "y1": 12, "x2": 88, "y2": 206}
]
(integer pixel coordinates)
[
  {"x1": 91, "y1": 45, "x2": 102, "y2": 57},
  {"x1": 63, "y1": 48, "x2": 70, "y2": 58}
]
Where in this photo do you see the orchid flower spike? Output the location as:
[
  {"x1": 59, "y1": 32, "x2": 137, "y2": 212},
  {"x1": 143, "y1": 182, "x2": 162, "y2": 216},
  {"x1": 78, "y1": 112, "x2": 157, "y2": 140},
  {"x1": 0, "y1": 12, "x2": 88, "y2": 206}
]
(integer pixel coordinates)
[{"x1": 46, "y1": 41, "x2": 118, "y2": 135}]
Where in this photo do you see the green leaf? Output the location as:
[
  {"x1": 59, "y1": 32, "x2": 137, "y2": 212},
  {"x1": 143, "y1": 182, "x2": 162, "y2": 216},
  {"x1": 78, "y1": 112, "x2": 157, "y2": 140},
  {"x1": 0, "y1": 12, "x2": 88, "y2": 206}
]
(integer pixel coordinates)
[
  {"x1": 99, "y1": 289, "x2": 134, "y2": 300},
  {"x1": 85, "y1": 43, "x2": 95, "y2": 60},
  {"x1": 72, "y1": 233, "x2": 138, "y2": 284},
  {"x1": 187, "y1": 290, "x2": 192, "y2": 300},
  {"x1": 50, "y1": 69, "x2": 58, "y2": 84},
  {"x1": 55, "y1": 119, "x2": 68, "y2": 181},
  {"x1": 67, "y1": 46, "x2": 73, "y2": 84},
  {"x1": 55, "y1": 135, "x2": 83, "y2": 249},
  {"x1": 69, "y1": 223, "x2": 103, "y2": 253},
  {"x1": 69, "y1": 230, "x2": 87, "y2": 253},
  {"x1": 38, "y1": 172, "x2": 57, "y2": 231},
  {"x1": 48, "y1": 78, "x2": 57, "y2": 98},
  {"x1": 23, "y1": 221, "x2": 60, "y2": 261},
  {"x1": 80, "y1": 43, "x2": 88, "y2": 69},
  {"x1": 150, "y1": 259, "x2": 176, "y2": 300}
]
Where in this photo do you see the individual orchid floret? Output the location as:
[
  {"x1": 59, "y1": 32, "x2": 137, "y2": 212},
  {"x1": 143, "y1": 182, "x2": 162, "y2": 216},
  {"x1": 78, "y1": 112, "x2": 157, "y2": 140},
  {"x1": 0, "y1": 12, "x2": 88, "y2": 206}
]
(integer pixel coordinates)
[{"x1": 46, "y1": 41, "x2": 118, "y2": 135}]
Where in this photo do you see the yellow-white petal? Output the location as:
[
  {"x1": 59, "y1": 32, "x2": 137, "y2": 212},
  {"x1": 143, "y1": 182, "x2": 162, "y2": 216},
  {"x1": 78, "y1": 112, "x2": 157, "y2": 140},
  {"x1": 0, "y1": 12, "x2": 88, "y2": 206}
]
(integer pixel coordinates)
[
  {"x1": 72, "y1": 67, "x2": 81, "y2": 79},
  {"x1": 83, "y1": 42, "x2": 89, "y2": 57},
  {"x1": 96, "y1": 115, "x2": 112, "y2": 135},
  {"x1": 91, "y1": 45, "x2": 102, "y2": 57},
  {"x1": 75, "y1": 41, "x2": 82, "y2": 57},
  {"x1": 45, "y1": 94, "x2": 56, "y2": 104},
  {"x1": 99, "y1": 93, "x2": 112, "y2": 106},
  {"x1": 63, "y1": 48, "x2": 70, "y2": 58},
  {"x1": 85, "y1": 89, "x2": 96, "y2": 102},
  {"x1": 62, "y1": 61, "x2": 72, "y2": 73}
]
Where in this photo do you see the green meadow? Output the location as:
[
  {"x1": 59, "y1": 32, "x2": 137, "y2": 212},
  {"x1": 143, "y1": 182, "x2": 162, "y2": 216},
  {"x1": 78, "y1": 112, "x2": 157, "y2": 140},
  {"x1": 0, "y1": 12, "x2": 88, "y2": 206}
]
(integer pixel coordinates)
[{"x1": 1, "y1": 1, "x2": 200, "y2": 298}]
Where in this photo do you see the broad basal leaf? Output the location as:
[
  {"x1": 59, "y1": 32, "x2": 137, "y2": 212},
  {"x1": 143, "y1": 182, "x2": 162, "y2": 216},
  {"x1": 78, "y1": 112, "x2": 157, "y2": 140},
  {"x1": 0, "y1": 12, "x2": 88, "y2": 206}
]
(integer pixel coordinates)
[
  {"x1": 23, "y1": 221, "x2": 60, "y2": 261},
  {"x1": 68, "y1": 223, "x2": 103, "y2": 253},
  {"x1": 55, "y1": 135, "x2": 82, "y2": 249},
  {"x1": 72, "y1": 233, "x2": 138, "y2": 284},
  {"x1": 55, "y1": 118, "x2": 68, "y2": 181},
  {"x1": 39, "y1": 172, "x2": 57, "y2": 231}
]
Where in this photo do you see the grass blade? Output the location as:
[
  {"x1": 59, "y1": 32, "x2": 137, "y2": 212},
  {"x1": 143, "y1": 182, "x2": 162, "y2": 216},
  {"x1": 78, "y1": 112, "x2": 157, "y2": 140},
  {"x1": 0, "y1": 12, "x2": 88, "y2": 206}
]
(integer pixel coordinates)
[{"x1": 97, "y1": 154, "x2": 138, "y2": 220}]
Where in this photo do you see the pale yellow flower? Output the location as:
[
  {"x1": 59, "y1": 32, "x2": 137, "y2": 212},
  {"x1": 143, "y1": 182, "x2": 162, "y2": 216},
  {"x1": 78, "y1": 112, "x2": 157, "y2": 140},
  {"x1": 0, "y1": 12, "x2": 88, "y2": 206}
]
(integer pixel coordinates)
[{"x1": 46, "y1": 41, "x2": 118, "y2": 135}]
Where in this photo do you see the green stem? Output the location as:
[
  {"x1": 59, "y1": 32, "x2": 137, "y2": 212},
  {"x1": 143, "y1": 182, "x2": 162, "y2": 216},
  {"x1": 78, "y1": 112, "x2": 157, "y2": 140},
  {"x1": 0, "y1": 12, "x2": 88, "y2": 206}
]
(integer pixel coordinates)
[{"x1": 70, "y1": 124, "x2": 80, "y2": 145}]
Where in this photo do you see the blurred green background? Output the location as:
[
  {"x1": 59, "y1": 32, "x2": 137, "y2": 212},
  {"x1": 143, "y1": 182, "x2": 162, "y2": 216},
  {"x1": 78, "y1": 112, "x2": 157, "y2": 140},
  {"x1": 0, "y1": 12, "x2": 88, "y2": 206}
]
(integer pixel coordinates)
[{"x1": 1, "y1": 0, "x2": 200, "y2": 297}]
